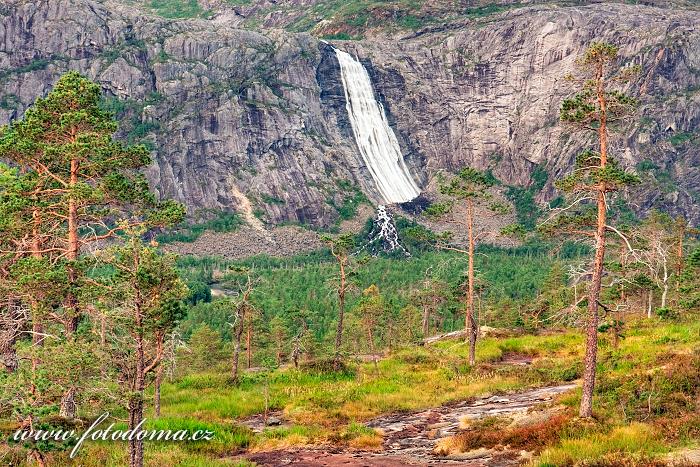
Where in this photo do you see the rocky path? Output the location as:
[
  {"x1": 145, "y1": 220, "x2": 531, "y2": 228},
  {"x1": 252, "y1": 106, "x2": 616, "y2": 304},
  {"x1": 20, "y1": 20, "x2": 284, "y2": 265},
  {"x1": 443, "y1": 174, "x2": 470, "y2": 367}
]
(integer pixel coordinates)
[
  {"x1": 367, "y1": 383, "x2": 577, "y2": 463},
  {"x1": 247, "y1": 383, "x2": 577, "y2": 466}
]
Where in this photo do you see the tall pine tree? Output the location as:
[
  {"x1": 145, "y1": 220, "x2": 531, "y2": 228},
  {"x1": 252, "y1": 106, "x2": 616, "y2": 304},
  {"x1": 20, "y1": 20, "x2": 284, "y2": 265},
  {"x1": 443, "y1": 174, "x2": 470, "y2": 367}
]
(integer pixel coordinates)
[{"x1": 545, "y1": 42, "x2": 640, "y2": 418}]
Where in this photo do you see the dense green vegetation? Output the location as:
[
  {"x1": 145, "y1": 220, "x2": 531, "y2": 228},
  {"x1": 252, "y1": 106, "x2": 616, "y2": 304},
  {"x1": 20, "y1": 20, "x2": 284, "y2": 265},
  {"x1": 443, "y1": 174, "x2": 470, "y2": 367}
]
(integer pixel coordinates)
[
  {"x1": 506, "y1": 164, "x2": 548, "y2": 230},
  {"x1": 156, "y1": 211, "x2": 244, "y2": 243},
  {"x1": 175, "y1": 238, "x2": 592, "y2": 366},
  {"x1": 326, "y1": 180, "x2": 369, "y2": 223}
]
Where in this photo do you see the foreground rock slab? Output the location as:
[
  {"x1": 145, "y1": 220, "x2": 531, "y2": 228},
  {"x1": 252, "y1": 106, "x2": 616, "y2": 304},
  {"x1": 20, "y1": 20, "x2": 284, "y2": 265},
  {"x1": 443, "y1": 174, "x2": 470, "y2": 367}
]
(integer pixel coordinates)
[
  {"x1": 366, "y1": 383, "x2": 578, "y2": 463},
  {"x1": 246, "y1": 383, "x2": 577, "y2": 466}
]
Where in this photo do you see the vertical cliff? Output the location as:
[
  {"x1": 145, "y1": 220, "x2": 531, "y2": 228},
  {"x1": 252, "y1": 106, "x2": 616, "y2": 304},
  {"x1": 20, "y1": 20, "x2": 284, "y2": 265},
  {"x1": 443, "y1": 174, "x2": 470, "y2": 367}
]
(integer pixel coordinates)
[{"x1": 1, "y1": 0, "x2": 699, "y2": 227}]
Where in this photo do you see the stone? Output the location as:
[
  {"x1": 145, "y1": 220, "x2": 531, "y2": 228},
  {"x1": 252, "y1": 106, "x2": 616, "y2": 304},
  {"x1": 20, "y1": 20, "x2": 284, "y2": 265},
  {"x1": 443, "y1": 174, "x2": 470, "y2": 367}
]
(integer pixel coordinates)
[{"x1": 2, "y1": 0, "x2": 698, "y2": 231}]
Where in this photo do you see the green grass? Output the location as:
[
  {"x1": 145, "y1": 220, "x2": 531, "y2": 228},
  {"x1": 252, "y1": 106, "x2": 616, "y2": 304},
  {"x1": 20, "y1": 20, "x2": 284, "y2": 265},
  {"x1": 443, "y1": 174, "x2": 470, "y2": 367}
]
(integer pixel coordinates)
[
  {"x1": 8, "y1": 320, "x2": 699, "y2": 465},
  {"x1": 144, "y1": 333, "x2": 581, "y2": 447},
  {"x1": 242, "y1": 0, "x2": 526, "y2": 36},
  {"x1": 149, "y1": 0, "x2": 210, "y2": 19},
  {"x1": 535, "y1": 423, "x2": 667, "y2": 466}
]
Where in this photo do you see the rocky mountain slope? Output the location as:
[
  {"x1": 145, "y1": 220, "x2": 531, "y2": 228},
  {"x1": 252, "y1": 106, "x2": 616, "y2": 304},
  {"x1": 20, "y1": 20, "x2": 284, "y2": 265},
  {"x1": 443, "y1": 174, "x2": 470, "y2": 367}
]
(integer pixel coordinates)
[{"x1": 1, "y1": 0, "x2": 699, "y2": 228}]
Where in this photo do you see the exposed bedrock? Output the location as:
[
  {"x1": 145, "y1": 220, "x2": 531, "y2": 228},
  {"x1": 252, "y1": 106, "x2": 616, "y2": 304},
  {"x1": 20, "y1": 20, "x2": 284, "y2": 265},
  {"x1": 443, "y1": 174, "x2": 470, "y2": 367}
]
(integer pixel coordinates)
[{"x1": 1, "y1": 1, "x2": 698, "y2": 226}]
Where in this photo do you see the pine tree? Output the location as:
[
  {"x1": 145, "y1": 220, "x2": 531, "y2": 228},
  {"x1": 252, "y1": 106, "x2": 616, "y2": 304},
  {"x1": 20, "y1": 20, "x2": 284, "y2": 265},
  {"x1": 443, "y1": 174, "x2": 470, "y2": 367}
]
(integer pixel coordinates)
[
  {"x1": 354, "y1": 284, "x2": 386, "y2": 366},
  {"x1": 221, "y1": 267, "x2": 260, "y2": 383},
  {"x1": 0, "y1": 71, "x2": 183, "y2": 336},
  {"x1": 94, "y1": 235, "x2": 187, "y2": 467},
  {"x1": 424, "y1": 167, "x2": 497, "y2": 365},
  {"x1": 320, "y1": 233, "x2": 356, "y2": 365},
  {"x1": 0, "y1": 72, "x2": 184, "y2": 419},
  {"x1": 546, "y1": 42, "x2": 640, "y2": 418}
]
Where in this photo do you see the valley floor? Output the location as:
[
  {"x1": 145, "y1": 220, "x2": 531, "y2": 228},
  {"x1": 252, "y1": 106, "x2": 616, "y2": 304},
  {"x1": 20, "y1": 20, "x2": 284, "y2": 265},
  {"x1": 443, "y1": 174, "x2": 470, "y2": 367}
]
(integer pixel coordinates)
[{"x1": 43, "y1": 318, "x2": 699, "y2": 466}]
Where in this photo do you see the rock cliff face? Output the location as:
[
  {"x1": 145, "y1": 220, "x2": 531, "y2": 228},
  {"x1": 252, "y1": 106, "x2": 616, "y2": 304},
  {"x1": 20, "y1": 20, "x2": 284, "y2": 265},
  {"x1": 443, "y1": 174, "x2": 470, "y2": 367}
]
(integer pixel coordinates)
[{"x1": 1, "y1": 0, "x2": 699, "y2": 227}]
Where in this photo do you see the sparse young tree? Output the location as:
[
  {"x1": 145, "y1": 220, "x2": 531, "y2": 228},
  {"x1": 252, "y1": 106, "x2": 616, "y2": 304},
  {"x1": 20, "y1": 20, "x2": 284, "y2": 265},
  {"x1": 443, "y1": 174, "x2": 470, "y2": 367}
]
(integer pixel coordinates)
[
  {"x1": 679, "y1": 246, "x2": 700, "y2": 311},
  {"x1": 632, "y1": 211, "x2": 675, "y2": 312},
  {"x1": 320, "y1": 233, "x2": 356, "y2": 364},
  {"x1": 410, "y1": 275, "x2": 449, "y2": 338},
  {"x1": 268, "y1": 315, "x2": 288, "y2": 366},
  {"x1": 151, "y1": 298, "x2": 187, "y2": 418},
  {"x1": 354, "y1": 284, "x2": 386, "y2": 366},
  {"x1": 424, "y1": 167, "x2": 497, "y2": 365},
  {"x1": 181, "y1": 324, "x2": 226, "y2": 374},
  {"x1": 672, "y1": 217, "x2": 699, "y2": 295},
  {"x1": 222, "y1": 267, "x2": 260, "y2": 383},
  {"x1": 288, "y1": 308, "x2": 314, "y2": 368},
  {"x1": 545, "y1": 42, "x2": 640, "y2": 418},
  {"x1": 95, "y1": 236, "x2": 187, "y2": 467},
  {"x1": 397, "y1": 304, "x2": 422, "y2": 344}
]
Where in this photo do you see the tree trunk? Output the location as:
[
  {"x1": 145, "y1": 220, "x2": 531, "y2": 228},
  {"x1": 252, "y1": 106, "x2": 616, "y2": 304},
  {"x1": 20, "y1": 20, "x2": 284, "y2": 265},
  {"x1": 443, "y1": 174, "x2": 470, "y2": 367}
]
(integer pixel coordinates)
[
  {"x1": 676, "y1": 223, "x2": 684, "y2": 293},
  {"x1": 100, "y1": 313, "x2": 107, "y2": 377},
  {"x1": 129, "y1": 280, "x2": 146, "y2": 467},
  {"x1": 661, "y1": 260, "x2": 669, "y2": 309},
  {"x1": 334, "y1": 258, "x2": 347, "y2": 361},
  {"x1": 421, "y1": 304, "x2": 430, "y2": 337},
  {"x1": 30, "y1": 450, "x2": 46, "y2": 467},
  {"x1": 466, "y1": 199, "x2": 477, "y2": 366},
  {"x1": 232, "y1": 333, "x2": 242, "y2": 382},
  {"x1": 246, "y1": 322, "x2": 252, "y2": 369},
  {"x1": 30, "y1": 210, "x2": 43, "y2": 381},
  {"x1": 232, "y1": 305, "x2": 246, "y2": 382},
  {"x1": 579, "y1": 60, "x2": 608, "y2": 419},
  {"x1": 647, "y1": 289, "x2": 653, "y2": 318},
  {"x1": 154, "y1": 366, "x2": 162, "y2": 418},
  {"x1": 128, "y1": 397, "x2": 144, "y2": 467},
  {"x1": 1, "y1": 336, "x2": 18, "y2": 372},
  {"x1": 154, "y1": 334, "x2": 164, "y2": 417},
  {"x1": 579, "y1": 188, "x2": 607, "y2": 418},
  {"x1": 59, "y1": 387, "x2": 77, "y2": 418},
  {"x1": 368, "y1": 327, "x2": 378, "y2": 371},
  {"x1": 65, "y1": 158, "x2": 80, "y2": 335}
]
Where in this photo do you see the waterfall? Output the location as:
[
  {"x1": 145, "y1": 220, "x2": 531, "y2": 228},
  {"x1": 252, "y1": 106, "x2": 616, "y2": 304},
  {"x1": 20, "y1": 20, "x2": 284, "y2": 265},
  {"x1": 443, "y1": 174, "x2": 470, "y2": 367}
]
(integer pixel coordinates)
[
  {"x1": 334, "y1": 48, "x2": 420, "y2": 204},
  {"x1": 359, "y1": 205, "x2": 411, "y2": 257}
]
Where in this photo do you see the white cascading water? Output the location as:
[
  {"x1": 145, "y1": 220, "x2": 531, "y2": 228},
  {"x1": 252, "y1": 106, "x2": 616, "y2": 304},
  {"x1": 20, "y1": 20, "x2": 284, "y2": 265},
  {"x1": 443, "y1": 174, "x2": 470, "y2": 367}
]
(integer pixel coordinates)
[
  {"x1": 334, "y1": 48, "x2": 420, "y2": 204},
  {"x1": 357, "y1": 205, "x2": 411, "y2": 257}
]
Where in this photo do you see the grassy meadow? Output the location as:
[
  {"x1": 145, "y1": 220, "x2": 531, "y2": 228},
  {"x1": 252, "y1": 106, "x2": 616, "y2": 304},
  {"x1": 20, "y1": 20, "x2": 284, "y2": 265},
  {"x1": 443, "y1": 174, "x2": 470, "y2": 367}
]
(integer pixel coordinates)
[{"x1": 32, "y1": 319, "x2": 698, "y2": 466}]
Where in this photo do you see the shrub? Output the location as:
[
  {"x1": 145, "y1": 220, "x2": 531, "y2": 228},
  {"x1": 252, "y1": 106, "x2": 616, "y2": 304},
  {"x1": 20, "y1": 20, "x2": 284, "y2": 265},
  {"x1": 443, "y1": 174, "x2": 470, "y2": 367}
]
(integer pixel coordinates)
[
  {"x1": 654, "y1": 307, "x2": 677, "y2": 320},
  {"x1": 436, "y1": 413, "x2": 571, "y2": 455},
  {"x1": 178, "y1": 324, "x2": 227, "y2": 373},
  {"x1": 298, "y1": 358, "x2": 356, "y2": 378},
  {"x1": 393, "y1": 348, "x2": 432, "y2": 365}
]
